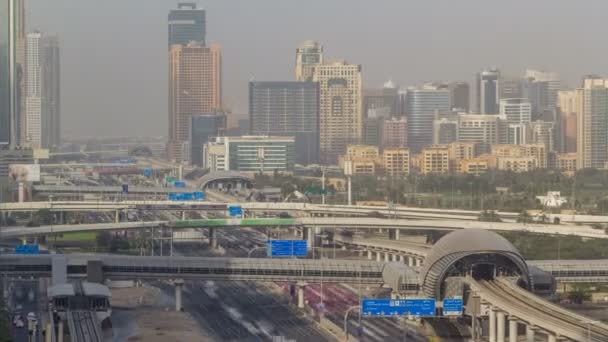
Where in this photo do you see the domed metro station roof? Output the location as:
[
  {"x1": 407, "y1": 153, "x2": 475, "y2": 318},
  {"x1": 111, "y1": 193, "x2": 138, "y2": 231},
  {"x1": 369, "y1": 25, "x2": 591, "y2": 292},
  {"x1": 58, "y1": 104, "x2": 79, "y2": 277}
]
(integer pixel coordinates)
[{"x1": 420, "y1": 229, "x2": 530, "y2": 299}]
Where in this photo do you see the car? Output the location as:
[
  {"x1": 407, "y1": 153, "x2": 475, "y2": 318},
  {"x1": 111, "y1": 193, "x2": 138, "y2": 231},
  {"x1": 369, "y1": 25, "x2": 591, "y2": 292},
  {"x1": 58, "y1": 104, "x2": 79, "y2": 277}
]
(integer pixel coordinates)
[
  {"x1": 14, "y1": 319, "x2": 24, "y2": 328},
  {"x1": 13, "y1": 314, "x2": 21, "y2": 325},
  {"x1": 26, "y1": 312, "x2": 36, "y2": 321}
]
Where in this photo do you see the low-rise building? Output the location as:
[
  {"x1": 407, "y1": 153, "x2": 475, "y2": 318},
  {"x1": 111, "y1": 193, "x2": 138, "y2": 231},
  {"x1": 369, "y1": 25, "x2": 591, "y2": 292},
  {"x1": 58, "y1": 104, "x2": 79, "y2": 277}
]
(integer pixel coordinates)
[
  {"x1": 458, "y1": 158, "x2": 488, "y2": 175},
  {"x1": 421, "y1": 145, "x2": 450, "y2": 174},
  {"x1": 497, "y1": 157, "x2": 538, "y2": 172},
  {"x1": 383, "y1": 148, "x2": 410, "y2": 176},
  {"x1": 556, "y1": 153, "x2": 577, "y2": 173},
  {"x1": 203, "y1": 136, "x2": 295, "y2": 172}
]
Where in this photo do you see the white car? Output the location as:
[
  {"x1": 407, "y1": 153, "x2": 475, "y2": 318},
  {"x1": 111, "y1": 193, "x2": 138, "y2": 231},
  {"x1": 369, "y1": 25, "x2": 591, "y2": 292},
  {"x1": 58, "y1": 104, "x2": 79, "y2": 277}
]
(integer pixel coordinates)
[
  {"x1": 14, "y1": 319, "x2": 24, "y2": 328},
  {"x1": 26, "y1": 312, "x2": 36, "y2": 321},
  {"x1": 12, "y1": 314, "x2": 21, "y2": 325}
]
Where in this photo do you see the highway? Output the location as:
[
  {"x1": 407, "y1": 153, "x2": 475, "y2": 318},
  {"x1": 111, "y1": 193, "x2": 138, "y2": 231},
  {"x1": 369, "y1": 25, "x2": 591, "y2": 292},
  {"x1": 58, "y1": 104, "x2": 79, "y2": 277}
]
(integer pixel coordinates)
[{"x1": 469, "y1": 277, "x2": 608, "y2": 341}]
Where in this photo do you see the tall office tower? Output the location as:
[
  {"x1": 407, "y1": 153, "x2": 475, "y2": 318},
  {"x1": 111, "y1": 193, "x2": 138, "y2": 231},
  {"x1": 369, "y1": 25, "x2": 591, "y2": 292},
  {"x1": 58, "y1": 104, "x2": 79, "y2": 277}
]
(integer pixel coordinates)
[
  {"x1": 312, "y1": 60, "x2": 362, "y2": 164},
  {"x1": 168, "y1": 2, "x2": 206, "y2": 46},
  {"x1": 397, "y1": 87, "x2": 408, "y2": 117},
  {"x1": 41, "y1": 35, "x2": 60, "y2": 149},
  {"x1": 500, "y1": 98, "x2": 531, "y2": 124},
  {"x1": 557, "y1": 90, "x2": 578, "y2": 153},
  {"x1": 433, "y1": 114, "x2": 458, "y2": 145},
  {"x1": 523, "y1": 69, "x2": 560, "y2": 120},
  {"x1": 476, "y1": 68, "x2": 500, "y2": 114},
  {"x1": 499, "y1": 77, "x2": 523, "y2": 100},
  {"x1": 363, "y1": 107, "x2": 389, "y2": 146},
  {"x1": 448, "y1": 81, "x2": 470, "y2": 111},
  {"x1": 24, "y1": 31, "x2": 42, "y2": 148},
  {"x1": 14, "y1": 0, "x2": 24, "y2": 145},
  {"x1": 457, "y1": 114, "x2": 507, "y2": 152},
  {"x1": 295, "y1": 40, "x2": 323, "y2": 81},
  {"x1": 405, "y1": 84, "x2": 450, "y2": 152},
  {"x1": 363, "y1": 80, "x2": 398, "y2": 117},
  {"x1": 190, "y1": 112, "x2": 226, "y2": 166},
  {"x1": 576, "y1": 77, "x2": 608, "y2": 169},
  {"x1": 0, "y1": 0, "x2": 19, "y2": 147},
  {"x1": 167, "y1": 43, "x2": 221, "y2": 162},
  {"x1": 249, "y1": 81, "x2": 320, "y2": 165},
  {"x1": 530, "y1": 120, "x2": 555, "y2": 152},
  {"x1": 382, "y1": 117, "x2": 408, "y2": 148}
]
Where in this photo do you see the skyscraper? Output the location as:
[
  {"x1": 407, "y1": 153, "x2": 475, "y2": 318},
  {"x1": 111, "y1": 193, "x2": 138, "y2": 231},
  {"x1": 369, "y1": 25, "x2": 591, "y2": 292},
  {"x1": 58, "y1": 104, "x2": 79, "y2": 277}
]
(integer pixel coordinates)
[
  {"x1": 448, "y1": 82, "x2": 470, "y2": 112},
  {"x1": 405, "y1": 84, "x2": 450, "y2": 152},
  {"x1": 168, "y1": 2, "x2": 206, "y2": 46},
  {"x1": 295, "y1": 40, "x2": 323, "y2": 81},
  {"x1": 167, "y1": 43, "x2": 221, "y2": 162},
  {"x1": 42, "y1": 35, "x2": 60, "y2": 149},
  {"x1": 25, "y1": 31, "x2": 42, "y2": 148},
  {"x1": 363, "y1": 81, "x2": 398, "y2": 117},
  {"x1": 557, "y1": 90, "x2": 578, "y2": 153},
  {"x1": 249, "y1": 81, "x2": 320, "y2": 165},
  {"x1": 14, "y1": 0, "x2": 24, "y2": 146},
  {"x1": 0, "y1": 0, "x2": 17, "y2": 147},
  {"x1": 523, "y1": 69, "x2": 560, "y2": 120},
  {"x1": 477, "y1": 68, "x2": 500, "y2": 114},
  {"x1": 577, "y1": 77, "x2": 608, "y2": 169},
  {"x1": 190, "y1": 112, "x2": 226, "y2": 166},
  {"x1": 312, "y1": 60, "x2": 362, "y2": 164},
  {"x1": 500, "y1": 98, "x2": 531, "y2": 125}
]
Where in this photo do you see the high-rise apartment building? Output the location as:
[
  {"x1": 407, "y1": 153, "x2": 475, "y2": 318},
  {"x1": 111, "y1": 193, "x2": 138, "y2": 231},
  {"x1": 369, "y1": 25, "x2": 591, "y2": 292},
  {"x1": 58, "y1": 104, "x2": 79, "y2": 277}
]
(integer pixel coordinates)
[
  {"x1": 405, "y1": 84, "x2": 450, "y2": 152},
  {"x1": 295, "y1": 40, "x2": 323, "y2": 81},
  {"x1": 0, "y1": 0, "x2": 18, "y2": 147},
  {"x1": 168, "y1": 3, "x2": 206, "y2": 46},
  {"x1": 167, "y1": 43, "x2": 221, "y2": 162},
  {"x1": 41, "y1": 35, "x2": 60, "y2": 149},
  {"x1": 577, "y1": 77, "x2": 608, "y2": 169},
  {"x1": 249, "y1": 81, "x2": 320, "y2": 165},
  {"x1": 557, "y1": 90, "x2": 578, "y2": 153},
  {"x1": 448, "y1": 82, "x2": 470, "y2": 111},
  {"x1": 24, "y1": 31, "x2": 42, "y2": 148},
  {"x1": 530, "y1": 120, "x2": 555, "y2": 152},
  {"x1": 500, "y1": 98, "x2": 531, "y2": 124},
  {"x1": 477, "y1": 68, "x2": 500, "y2": 114},
  {"x1": 499, "y1": 77, "x2": 523, "y2": 100},
  {"x1": 457, "y1": 114, "x2": 507, "y2": 152},
  {"x1": 382, "y1": 117, "x2": 407, "y2": 148},
  {"x1": 312, "y1": 60, "x2": 362, "y2": 164}
]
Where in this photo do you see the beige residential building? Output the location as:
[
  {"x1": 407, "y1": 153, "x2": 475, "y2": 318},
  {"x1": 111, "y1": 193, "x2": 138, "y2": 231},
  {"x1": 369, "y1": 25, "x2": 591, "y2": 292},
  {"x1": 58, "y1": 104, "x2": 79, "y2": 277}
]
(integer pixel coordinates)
[
  {"x1": 345, "y1": 145, "x2": 379, "y2": 159},
  {"x1": 491, "y1": 144, "x2": 547, "y2": 168},
  {"x1": 459, "y1": 158, "x2": 488, "y2": 175},
  {"x1": 577, "y1": 77, "x2": 608, "y2": 169},
  {"x1": 421, "y1": 145, "x2": 450, "y2": 174},
  {"x1": 498, "y1": 157, "x2": 538, "y2": 172},
  {"x1": 167, "y1": 43, "x2": 221, "y2": 162},
  {"x1": 556, "y1": 153, "x2": 577, "y2": 173},
  {"x1": 313, "y1": 60, "x2": 362, "y2": 164},
  {"x1": 457, "y1": 114, "x2": 507, "y2": 152},
  {"x1": 383, "y1": 148, "x2": 410, "y2": 176}
]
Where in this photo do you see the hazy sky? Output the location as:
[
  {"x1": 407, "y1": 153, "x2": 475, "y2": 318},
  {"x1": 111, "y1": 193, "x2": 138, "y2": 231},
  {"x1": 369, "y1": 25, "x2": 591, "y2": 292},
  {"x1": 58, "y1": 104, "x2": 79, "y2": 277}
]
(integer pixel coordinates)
[{"x1": 29, "y1": 0, "x2": 608, "y2": 139}]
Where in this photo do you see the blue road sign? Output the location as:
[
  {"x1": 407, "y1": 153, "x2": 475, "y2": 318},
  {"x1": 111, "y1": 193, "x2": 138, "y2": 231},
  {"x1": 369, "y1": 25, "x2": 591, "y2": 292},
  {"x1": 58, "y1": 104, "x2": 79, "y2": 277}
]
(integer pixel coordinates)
[
  {"x1": 362, "y1": 298, "x2": 436, "y2": 317},
  {"x1": 143, "y1": 168, "x2": 152, "y2": 177},
  {"x1": 193, "y1": 191, "x2": 205, "y2": 200},
  {"x1": 228, "y1": 206, "x2": 242, "y2": 217},
  {"x1": 442, "y1": 298, "x2": 463, "y2": 316},
  {"x1": 174, "y1": 181, "x2": 186, "y2": 188},
  {"x1": 267, "y1": 240, "x2": 307, "y2": 257},
  {"x1": 122, "y1": 184, "x2": 129, "y2": 194},
  {"x1": 15, "y1": 244, "x2": 39, "y2": 255}
]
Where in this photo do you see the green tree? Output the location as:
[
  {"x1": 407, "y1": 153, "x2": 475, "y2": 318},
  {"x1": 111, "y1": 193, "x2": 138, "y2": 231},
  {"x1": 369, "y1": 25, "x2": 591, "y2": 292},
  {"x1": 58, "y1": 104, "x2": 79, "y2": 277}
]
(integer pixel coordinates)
[{"x1": 567, "y1": 286, "x2": 591, "y2": 304}]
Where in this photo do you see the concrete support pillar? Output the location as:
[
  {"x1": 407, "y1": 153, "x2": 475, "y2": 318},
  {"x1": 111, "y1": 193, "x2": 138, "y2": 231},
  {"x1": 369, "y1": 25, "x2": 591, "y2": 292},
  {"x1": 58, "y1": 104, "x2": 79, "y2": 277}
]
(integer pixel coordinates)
[
  {"x1": 302, "y1": 227, "x2": 313, "y2": 249},
  {"x1": 115, "y1": 209, "x2": 120, "y2": 223},
  {"x1": 390, "y1": 292, "x2": 398, "y2": 299},
  {"x1": 415, "y1": 258, "x2": 422, "y2": 267},
  {"x1": 489, "y1": 309, "x2": 497, "y2": 342},
  {"x1": 496, "y1": 311, "x2": 506, "y2": 342},
  {"x1": 59, "y1": 211, "x2": 64, "y2": 224},
  {"x1": 408, "y1": 256, "x2": 414, "y2": 267},
  {"x1": 525, "y1": 325, "x2": 536, "y2": 342},
  {"x1": 58, "y1": 320, "x2": 64, "y2": 342},
  {"x1": 376, "y1": 252, "x2": 381, "y2": 262},
  {"x1": 388, "y1": 229, "x2": 400, "y2": 240},
  {"x1": 399, "y1": 255, "x2": 405, "y2": 263},
  {"x1": 508, "y1": 318, "x2": 518, "y2": 342},
  {"x1": 45, "y1": 322, "x2": 52, "y2": 342},
  {"x1": 391, "y1": 254, "x2": 397, "y2": 262},
  {"x1": 547, "y1": 334, "x2": 556, "y2": 342},
  {"x1": 175, "y1": 279, "x2": 184, "y2": 311},
  {"x1": 181, "y1": 211, "x2": 186, "y2": 220},
  {"x1": 297, "y1": 282, "x2": 307, "y2": 309},
  {"x1": 367, "y1": 250, "x2": 372, "y2": 260},
  {"x1": 347, "y1": 176, "x2": 352, "y2": 206},
  {"x1": 209, "y1": 228, "x2": 217, "y2": 249},
  {"x1": 384, "y1": 253, "x2": 390, "y2": 262},
  {"x1": 293, "y1": 228, "x2": 299, "y2": 237}
]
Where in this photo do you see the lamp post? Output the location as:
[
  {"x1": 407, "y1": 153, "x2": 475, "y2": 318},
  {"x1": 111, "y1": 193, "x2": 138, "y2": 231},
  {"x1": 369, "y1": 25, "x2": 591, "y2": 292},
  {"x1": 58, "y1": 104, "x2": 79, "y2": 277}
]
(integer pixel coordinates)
[
  {"x1": 247, "y1": 246, "x2": 267, "y2": 259},
  {"x1": 343, "y1": 305, "x2": 361, "y2": 341}
]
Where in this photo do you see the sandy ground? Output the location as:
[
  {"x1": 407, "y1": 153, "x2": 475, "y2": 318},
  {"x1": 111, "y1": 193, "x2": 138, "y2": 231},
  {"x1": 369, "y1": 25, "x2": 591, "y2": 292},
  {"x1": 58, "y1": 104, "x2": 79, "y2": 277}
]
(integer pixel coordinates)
[{"x1": 110, "y1": 285, "x2": 210, "y2": 342}]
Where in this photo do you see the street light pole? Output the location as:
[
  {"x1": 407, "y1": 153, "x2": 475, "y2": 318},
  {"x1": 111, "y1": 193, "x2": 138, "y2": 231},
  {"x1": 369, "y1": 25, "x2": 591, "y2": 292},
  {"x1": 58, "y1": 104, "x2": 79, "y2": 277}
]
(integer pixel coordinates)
[{"x1": 343, "y1": 305, "x2": 361, "y2": 341}]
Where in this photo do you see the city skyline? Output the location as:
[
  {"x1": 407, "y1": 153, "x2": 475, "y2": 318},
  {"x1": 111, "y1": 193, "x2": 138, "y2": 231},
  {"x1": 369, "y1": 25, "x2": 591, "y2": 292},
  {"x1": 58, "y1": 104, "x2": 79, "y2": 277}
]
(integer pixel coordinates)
[{"x1": 28, "y1": 0, "x2": 608, "y2": 138}]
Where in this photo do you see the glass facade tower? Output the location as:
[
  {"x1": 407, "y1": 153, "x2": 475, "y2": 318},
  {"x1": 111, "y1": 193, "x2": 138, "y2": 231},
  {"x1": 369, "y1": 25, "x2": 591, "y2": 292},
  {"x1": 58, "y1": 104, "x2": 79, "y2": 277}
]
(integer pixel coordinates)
[
  {"x1": 168, "y1": 2, "x2": 206, "y2": 46},
  {"x1": 0, "y1": 0, "x2": 15, "y2": 146}
]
